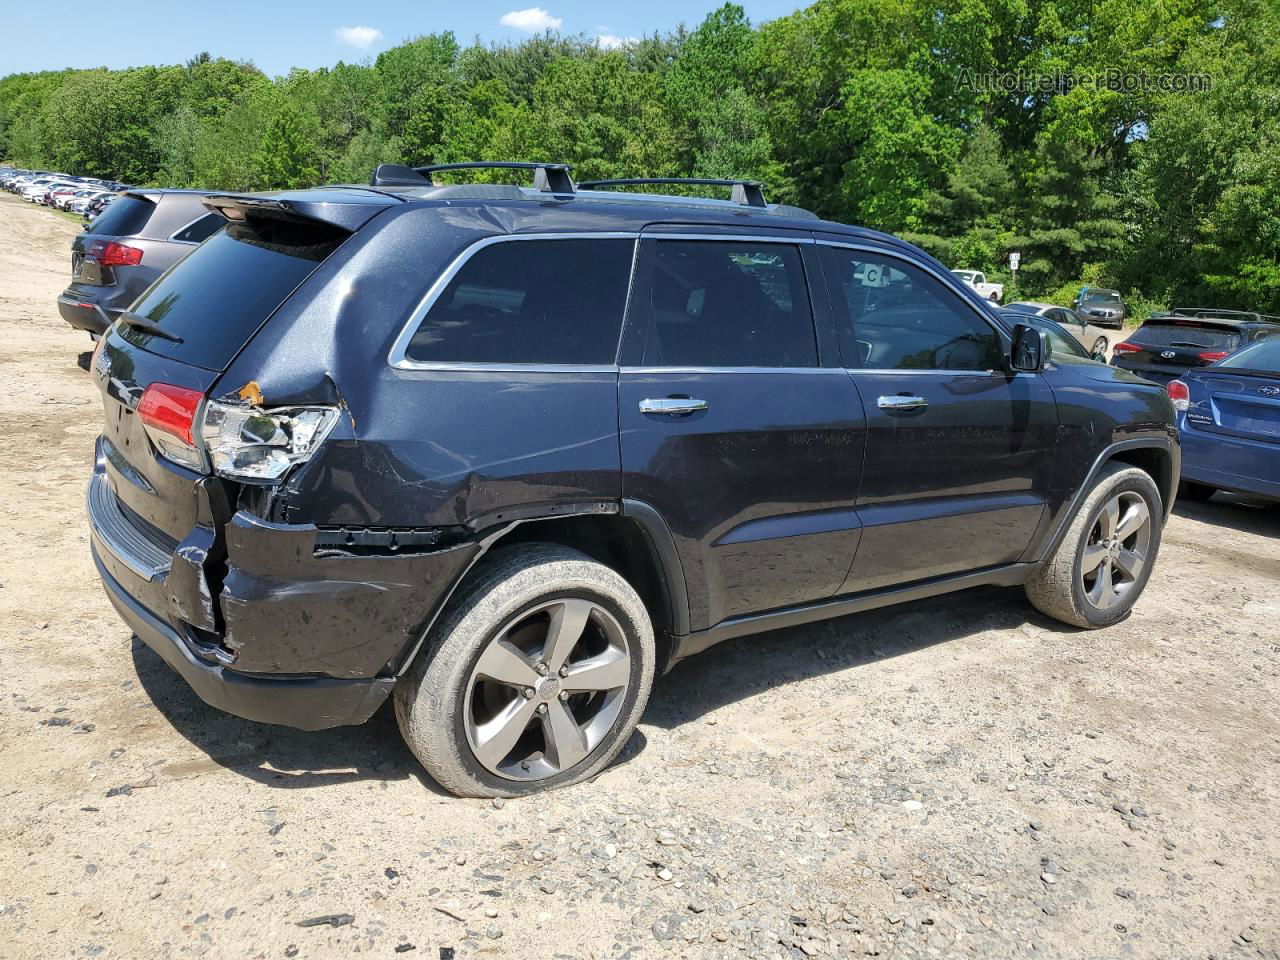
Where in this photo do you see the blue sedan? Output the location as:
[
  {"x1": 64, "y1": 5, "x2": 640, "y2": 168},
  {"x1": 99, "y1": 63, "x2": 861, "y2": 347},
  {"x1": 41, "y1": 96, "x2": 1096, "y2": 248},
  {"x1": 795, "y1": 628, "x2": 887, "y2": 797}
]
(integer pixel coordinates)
[{"x1": 1168, "y1": 336, "x2": 1280, "y2": 502}]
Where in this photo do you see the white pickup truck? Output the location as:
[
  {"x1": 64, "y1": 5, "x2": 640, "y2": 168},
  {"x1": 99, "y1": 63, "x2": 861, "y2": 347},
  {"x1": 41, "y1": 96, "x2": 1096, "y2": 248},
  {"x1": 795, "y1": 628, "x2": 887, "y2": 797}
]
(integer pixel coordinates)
[{"x1": 951, "y1": 269, "x2": 1004, "y2": 302}]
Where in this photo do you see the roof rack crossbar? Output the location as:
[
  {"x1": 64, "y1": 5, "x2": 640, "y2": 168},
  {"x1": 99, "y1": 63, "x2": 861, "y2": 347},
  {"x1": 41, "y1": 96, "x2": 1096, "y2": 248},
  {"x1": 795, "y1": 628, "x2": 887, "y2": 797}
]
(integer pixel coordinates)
[
  {"x1": 578, "y1": 177, "x2": 768, "y2": 208},
  {"x1": 414, "y1": 161, "x2": 574, "y2": 194},
  {"x1": 370, "y1": 161, "x2": 575, "y2": 193},
  {"x1": 1167, "y1": 307, "x2": 1280, "y2": 322}
]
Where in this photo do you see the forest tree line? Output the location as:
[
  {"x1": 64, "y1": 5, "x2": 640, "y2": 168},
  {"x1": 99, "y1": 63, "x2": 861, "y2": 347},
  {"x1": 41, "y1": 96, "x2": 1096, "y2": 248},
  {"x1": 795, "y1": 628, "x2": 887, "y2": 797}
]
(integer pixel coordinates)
[{"x1": 2, "y1": 0, "x2": 1278, "y2": 312}]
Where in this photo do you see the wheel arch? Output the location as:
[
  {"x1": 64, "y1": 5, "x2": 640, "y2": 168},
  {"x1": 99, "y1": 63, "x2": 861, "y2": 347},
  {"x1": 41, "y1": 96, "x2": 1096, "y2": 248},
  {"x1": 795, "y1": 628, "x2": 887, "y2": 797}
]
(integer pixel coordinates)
[
  {"x1": 396, "y1": 501, "x2": 689, "y2": 678},
  {"x1": 1034, "y1": 437, "x2": 1176, "y2": 565}
]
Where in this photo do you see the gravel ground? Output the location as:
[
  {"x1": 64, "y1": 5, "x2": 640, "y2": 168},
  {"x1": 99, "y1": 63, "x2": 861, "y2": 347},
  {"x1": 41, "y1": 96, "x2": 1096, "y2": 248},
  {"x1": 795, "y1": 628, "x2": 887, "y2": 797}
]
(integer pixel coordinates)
[{"x1": 0, "y1": 192, "x2": 1277, "y2": 960}]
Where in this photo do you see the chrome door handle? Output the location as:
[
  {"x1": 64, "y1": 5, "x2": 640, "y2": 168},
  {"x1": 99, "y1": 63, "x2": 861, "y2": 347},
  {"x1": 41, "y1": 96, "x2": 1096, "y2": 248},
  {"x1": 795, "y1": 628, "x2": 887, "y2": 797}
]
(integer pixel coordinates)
[
  {"x1": 639, "y1": 397, "x2": 709, "y2": 416},
  {"x1": 877, "y1": 394, "x2": 928, "y2": 412}
]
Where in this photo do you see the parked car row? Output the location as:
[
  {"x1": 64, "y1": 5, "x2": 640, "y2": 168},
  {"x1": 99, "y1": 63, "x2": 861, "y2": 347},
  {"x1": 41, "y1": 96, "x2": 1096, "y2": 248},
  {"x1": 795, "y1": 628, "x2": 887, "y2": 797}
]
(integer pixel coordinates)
[{"x1": 1, "y1": 168, "x2": 131, "y2": 218}]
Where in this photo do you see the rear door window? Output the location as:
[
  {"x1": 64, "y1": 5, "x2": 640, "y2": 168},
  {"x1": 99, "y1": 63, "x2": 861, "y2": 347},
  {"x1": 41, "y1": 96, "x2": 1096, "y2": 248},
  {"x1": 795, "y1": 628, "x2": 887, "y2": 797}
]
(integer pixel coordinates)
[
  {"x1": 118, "y1": 217, "x2": 348, "y2": 371},
  {"x1": 85, "y1": 194, "x2": 153, "y2": 237},
  {"x1": 638, "y1": 240, "x2": 817, "y2": 367},
  {"x1": 403, "y1": 238, "x2": 634, "y2": 365}
]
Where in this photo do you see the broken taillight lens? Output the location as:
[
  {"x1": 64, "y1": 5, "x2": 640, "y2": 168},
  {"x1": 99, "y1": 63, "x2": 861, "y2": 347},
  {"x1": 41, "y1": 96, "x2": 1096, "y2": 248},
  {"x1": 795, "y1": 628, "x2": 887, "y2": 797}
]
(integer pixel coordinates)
[
  {"x1": 1165, "y1": 378, "x2": 1189, "y2": 412},
  {"x1": 138, "y1": 382, "x2": 205, "y2": 470},
  {"x1": 201, "y1": 401, "x2": 338, "y2": 482}
]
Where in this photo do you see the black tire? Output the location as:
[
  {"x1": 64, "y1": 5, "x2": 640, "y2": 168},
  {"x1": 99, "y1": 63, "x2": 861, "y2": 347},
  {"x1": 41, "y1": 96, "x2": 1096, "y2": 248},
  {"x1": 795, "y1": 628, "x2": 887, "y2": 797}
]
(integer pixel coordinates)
[
  {"x1": 1178, "y1": 479, "x2": 1216, "y2": 502},
  {"x1": 1025, "y1": 463, "x2": 1163, "y2": 628},
  {"x1": 394, "y1": 544, "x2": 656, "y2": 797}
]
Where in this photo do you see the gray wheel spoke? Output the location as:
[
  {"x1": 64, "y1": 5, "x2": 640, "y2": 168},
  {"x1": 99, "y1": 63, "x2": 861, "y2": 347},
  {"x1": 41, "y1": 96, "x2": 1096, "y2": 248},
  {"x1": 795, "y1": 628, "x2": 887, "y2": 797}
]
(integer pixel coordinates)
[
  {"x1": 471, "y1": 697, "x2": 539, "y2": 769},
  {"x1": 563, "y1": 648, "x2": 630, "y2": 692},
  {"x1": 1087, "y1": 562, "x2": 1116, "y2": 608},
  {"x1": 542, "y1": 699, "x2": 588, "y2": 770},
  {"x1": 1081, "y1": 541, "x2": 1108, "y2": 574},
  {"x1": 1097, "y1": 497, "x2": 1120, "y2": 539},
  {"x1": 474, "y1": 639, "x2": 540, "y2": 689},
  {"x1": 542, "y1": 598, "x2": 593, "y2": 671},
  {"x1": 1115, "y1": 500, "x2": 1150, "y2": 541},
  {"x1": 1114, "y1": 547, "x2": 1144, "y2": 580}
]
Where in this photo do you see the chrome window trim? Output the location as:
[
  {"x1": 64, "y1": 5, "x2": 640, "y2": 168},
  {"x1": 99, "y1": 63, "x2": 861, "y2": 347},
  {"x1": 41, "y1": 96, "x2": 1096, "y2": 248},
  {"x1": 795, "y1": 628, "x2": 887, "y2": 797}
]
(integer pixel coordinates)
[
  {"x1": 640, "y1": 232, "x2": 817, "y2": 244},
  {"x1": 620, "y1": 366, "x2": 842, "y2": 375},
  {"x1": 387, "y1": 232, "x2": 641, "y2": 371}
]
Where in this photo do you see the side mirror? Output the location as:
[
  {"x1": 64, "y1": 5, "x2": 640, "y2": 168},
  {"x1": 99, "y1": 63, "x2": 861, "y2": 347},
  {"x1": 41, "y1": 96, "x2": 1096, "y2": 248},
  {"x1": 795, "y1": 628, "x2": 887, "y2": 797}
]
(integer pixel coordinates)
[
  {"x1": 1010, "y1": 324, "x2": 1049, "y2": 372},
  {"x1": 1091, "y1": 350, "x2": 1108, "y2": 363}
]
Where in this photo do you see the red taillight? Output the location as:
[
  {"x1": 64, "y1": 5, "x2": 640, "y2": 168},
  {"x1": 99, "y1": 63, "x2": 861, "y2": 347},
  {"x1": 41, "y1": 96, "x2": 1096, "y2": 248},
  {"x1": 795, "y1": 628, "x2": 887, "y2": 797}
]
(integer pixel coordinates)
[
  {"x1": 1198, "y1": 350, "x2": 1229, "y2": 362},
  {"x1": 138, "y1": 383, "x2": 202, "y2": 446},
  {"x1": 1113, "y1": 342, "x2": 1141, "y2": 354},
  {"x1": 1166, "y1": 378, "x2": 1189, "y2": 411},
  {"x1": 88, "y1": 239, "x2": 143, "y2": 267}
]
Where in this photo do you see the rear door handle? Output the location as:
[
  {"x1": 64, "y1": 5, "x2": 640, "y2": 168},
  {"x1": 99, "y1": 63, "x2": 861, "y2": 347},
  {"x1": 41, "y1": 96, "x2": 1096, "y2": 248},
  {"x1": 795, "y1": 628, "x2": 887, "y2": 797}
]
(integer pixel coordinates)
[
  {"x1": 877, "y1": 394, "x2": 928, "y2": 412},
  {"x1": 639, "y1": 397, "x2": 709, "y2": 416}
]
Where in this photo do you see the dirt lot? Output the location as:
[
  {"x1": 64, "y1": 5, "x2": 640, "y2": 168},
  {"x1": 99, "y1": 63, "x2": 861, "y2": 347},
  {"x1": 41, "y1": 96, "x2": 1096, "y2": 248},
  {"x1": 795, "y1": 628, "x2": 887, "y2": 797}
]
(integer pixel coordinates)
[{"x1": 0, "y1": 192, "x2": 1276, "y2": 960}]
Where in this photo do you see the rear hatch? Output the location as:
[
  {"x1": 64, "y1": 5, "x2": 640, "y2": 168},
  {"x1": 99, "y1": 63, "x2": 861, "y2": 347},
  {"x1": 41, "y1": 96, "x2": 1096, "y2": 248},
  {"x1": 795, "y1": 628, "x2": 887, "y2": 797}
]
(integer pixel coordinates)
[
  {"x1": 93, "y1": 194, "x2": 384, "y2": 548},
  {"x1": 1114, "y1": 318, "x2": 1242, "y2": 382},
  {"x1": 1183, "y1": 342, "x2": 1280, "y2": 446}
]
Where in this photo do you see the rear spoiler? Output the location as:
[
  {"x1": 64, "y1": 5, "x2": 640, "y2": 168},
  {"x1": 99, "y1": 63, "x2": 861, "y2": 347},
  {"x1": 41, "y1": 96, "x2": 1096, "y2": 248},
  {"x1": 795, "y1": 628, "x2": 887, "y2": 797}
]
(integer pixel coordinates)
[{"x1": 201, "y1": 191, "x2": 399, "y2": 232}]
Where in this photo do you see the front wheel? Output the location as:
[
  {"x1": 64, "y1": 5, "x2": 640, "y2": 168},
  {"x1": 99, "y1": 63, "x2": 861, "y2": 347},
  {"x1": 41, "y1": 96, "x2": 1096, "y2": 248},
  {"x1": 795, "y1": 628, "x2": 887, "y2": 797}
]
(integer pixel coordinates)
[
  {"x1": 1091, "y1": 336, "x2": 1109, "y2": 357},
  {"x1": 1025, "y1": 464, "x2": 1163, "y2": 628},
  {"x1": 395, "y1": 544, "x2": 656, "y2": 797}
]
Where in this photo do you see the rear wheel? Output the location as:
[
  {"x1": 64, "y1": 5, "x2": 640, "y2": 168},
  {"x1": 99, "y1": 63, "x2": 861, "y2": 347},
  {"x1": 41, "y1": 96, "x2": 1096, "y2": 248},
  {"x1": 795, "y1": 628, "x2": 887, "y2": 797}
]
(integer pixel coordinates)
[
  {"x1": 1025, "y1": 464, "x2": 1163, "y2": 628},
  {"x1": 1090, "y1": 335, "x2": 1109, "y2": 357},
  {"x1": 395, "y1": 544, "x2": 655, "y2": 797},
  {"x1": 1178, "y1": 479, "x2": 1216, "y2": 502}
]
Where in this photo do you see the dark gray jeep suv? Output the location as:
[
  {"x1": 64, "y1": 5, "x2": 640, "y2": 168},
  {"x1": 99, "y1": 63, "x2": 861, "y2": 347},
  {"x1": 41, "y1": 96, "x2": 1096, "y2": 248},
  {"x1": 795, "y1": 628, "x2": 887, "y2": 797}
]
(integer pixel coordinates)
[{"x1": 87, "y1": 163, "x2": 1178, "y2": 797}]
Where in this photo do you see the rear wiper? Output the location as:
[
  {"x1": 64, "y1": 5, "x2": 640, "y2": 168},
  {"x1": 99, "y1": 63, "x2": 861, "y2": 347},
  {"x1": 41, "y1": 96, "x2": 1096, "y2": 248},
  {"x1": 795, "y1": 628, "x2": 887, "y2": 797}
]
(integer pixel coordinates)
[
  {"x1": 1170, "y1": 341, "x2": 1208, "y2": 348},
  {"x1": 116, "y1": 311, "x2": 184, "y2": 344}
]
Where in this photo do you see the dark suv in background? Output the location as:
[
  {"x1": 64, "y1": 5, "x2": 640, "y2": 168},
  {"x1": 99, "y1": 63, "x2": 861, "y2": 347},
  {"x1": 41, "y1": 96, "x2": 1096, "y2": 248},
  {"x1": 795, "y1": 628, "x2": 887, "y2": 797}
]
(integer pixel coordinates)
[
  {"x1": 87, "y1": 162, "x2": 1178, "y2": 797},
  {"x1": 58, "y1": 189, "x2": 224, "y2": 338},
  {"x1": 1113, "y1": 308, "x2": 1280, "y2": 383}
]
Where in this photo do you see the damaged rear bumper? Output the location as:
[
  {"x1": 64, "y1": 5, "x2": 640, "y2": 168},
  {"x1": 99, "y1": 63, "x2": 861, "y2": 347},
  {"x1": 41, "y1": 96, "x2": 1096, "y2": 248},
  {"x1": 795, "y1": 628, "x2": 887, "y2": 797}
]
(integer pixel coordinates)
[
  {"x1": 88, "y1": 450, "x2": 481, "y2": 729},
  {"x1": 94, "y1": 546, "x2": 394, "y2": 729}
]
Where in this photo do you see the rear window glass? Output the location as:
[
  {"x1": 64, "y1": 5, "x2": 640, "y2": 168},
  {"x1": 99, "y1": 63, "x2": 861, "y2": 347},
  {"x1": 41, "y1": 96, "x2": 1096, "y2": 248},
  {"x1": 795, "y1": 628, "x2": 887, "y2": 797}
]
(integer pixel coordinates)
[
  {"x1": 1217, "y1": 336, "x2": 1280, "y2": 371},
  {"x1": 119, "y1": 217, "x2": 346, "y2": 371},
  {"x1": 85, "y1": 195, "x2": 152, "y2": 237},
  {"x1": 404, "y1": 239, "x2": 634, "y2": 365},
  {"x1": 1137, "y1": 322, "x2": 1240, "y2": 351}
]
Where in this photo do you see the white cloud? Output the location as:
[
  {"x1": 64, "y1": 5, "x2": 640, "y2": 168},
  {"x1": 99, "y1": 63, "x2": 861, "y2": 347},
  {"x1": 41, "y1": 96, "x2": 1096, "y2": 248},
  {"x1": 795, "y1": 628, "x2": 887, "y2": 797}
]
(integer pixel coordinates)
[
  {"x1": 334, "y1": 26, "x2": 383, "y2": 49},
  {"x1": 499, "y1": 7, "x2": 562, "y2": 32},
  {"x1": 596, "y1": 33, "x2": 637, "y2": 49}
]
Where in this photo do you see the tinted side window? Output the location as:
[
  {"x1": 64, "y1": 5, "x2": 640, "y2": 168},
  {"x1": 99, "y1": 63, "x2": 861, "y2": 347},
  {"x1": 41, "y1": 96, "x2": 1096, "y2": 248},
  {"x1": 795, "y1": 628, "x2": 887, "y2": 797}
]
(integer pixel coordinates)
[
  {"x1": 172, "y1": 213, "x2": 224, "y2": 244},
  {"x1": 641, "y1": 240, "x2": 816, "y2": 367},
  {"x1": 405, "y1": 239, "x2": 633, "y2": 365},
  {"x1": 821, "y1": 248, "x2": 1003, "y2": 371}
]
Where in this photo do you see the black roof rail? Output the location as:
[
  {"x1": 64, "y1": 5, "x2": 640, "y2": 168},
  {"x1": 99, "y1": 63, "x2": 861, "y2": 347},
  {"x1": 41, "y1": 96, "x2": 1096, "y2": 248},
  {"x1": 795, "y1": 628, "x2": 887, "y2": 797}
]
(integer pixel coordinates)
[
  {"x1": 371, "y1": 161, "x2": 575, "y2": 193},
  {"x1": 1167, "y1": 307, "x2": 1280, "y2": 323},
  {"x1": 578, "y1": 177, "x2": 768, "y2": 209}
]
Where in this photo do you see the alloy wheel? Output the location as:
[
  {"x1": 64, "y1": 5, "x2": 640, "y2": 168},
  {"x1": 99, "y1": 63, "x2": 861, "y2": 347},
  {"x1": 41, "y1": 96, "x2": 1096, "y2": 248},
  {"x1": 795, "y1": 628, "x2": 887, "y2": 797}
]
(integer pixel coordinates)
[
  {"x1": 1079, "y1": 491, "x2": 1152, "y2": 610},
  {"x1": 463, "y1": 598, "x2": 631, "y2": 781}
]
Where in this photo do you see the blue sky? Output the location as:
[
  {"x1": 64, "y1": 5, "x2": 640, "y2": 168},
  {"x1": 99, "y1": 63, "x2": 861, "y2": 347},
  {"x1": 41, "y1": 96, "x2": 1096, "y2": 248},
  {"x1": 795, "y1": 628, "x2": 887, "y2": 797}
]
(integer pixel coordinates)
[{"x1": 2, "y1": 1, "x2": 804, "y2": 78}]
